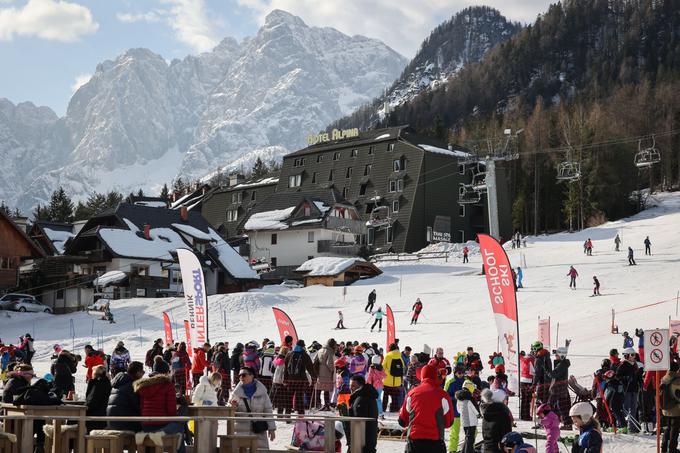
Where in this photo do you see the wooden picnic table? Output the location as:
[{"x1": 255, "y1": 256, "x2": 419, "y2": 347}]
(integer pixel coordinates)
[
  {"x1": 187, "y1": 405, "x2": 235, "y2": 453},
  {"x1": 1, "y1": 403, "x2": 86, "y2": 453}
]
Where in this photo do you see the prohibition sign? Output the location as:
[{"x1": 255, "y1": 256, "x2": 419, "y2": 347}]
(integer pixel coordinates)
[
  {"x1": 650, "y1": 332, "x2": 664, "y2": 346},
  {"x1": 650, "y1": 348, "x2": 664, "y2": 364}
]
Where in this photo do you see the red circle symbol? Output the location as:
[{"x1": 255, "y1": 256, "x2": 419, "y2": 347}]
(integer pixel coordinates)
[
  {"x1": 650, "y1": 332, "x2": 664, "y2": 346},
  {"x1": 650, "y1": 348, "x2": 664, "y2": 364}
]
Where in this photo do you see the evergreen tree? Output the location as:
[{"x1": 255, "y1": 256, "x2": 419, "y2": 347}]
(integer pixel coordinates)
[
  {"x1": 48, "y1": 186, "x2": 74, "y2": 223},
  {"x1": 12, "y1": 207, "x2": 22, "y2": 218},
  {"x1": 32, "y1": 203, "x2": 50, "y2": 221},
  {"x1": 0, "y1": 201, "x2": 10, "y2": 216},
  {"x1": 173, "y1": 177, "x2": 186, "y2": 196},
  {"x1": 160, "y1": 183, "x2": 170, "y2": 200},
  {"x1": 137, "y1": 188, "x2": 144, "y2": 197},
  {"x1": 251, "y1": 157, "x2": 269, "y2": 179}
]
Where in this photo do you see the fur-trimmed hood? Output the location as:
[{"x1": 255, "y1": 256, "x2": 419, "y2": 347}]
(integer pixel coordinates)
[{"x1": 133, "y1": 373, "x2": 172, "y2": 392}]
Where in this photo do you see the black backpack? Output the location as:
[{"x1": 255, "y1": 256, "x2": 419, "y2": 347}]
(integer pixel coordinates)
[
  {"x1": 390, "y1": 357, "x2": 404, "y2": 377},
  {"x1": 287, "y1": 352, "x2": 305, "y2": 376},
  {"x1": 661, "y1": 377, "x2": 680, "y2": 411}
]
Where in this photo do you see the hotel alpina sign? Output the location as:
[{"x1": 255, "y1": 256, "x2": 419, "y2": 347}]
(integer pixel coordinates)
[{"x1": 307, "y1": 128, "x2": 359, "y2": 145}]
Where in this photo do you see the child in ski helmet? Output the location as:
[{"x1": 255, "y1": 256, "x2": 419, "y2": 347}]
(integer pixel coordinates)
[
  {"x1": 569, "y1": 402, "x2": 602, "y2": 453},
  {"x1": 500, "y1": 432, "x2": 536, "y2": 452},
  {"x1": 537, "y1": 403, "x2": 560, "y2": 453}
]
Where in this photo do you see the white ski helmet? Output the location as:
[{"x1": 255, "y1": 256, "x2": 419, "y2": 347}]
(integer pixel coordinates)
[
  {"x1": 622, "y1": 347, "x2": 636, "y2": 356},
  {"x1": 569, "y1": 402, "x2": 594, "y2": 422}
]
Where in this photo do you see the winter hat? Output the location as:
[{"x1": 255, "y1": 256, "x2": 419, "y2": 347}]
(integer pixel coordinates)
[
  {"x1": 462, "y1": 380, "x2": 476, "y2": 393},
  {"x1": 152, "y1": 356, "x2": 170, "y2": 374},
  {"x1": 421, "y1": 364, "x2": 438, "y2": 381},
  {"x1": 481, "y1": 388, "x2": 494, "y2": 403},
  {"x1": 334, "y1": 357, "x2": 347, "y2": 368},
  {"x1": 267, "y1": 341, "x2": 275, "y2": 348},
  {"x1": 622, "y1": 347, "x2": 636, "y2": 356},
  {"x1": 492, "y1": 389, "x2": 506, "y2": 403},
  {"x1": 609, "y1": 348, "x2": 619, "y2": 356},
  {"x1": 555, "y1": 347, "x2": 568, "y2": 357},
  {"x1": 354, "y1": 345, "x2": 365, "y2": 354},
  {"x1": 296, "y1": 339, "x2": 306, "y2": 348},
  {"x1": 43, "y1": 373, "x2": 54, "y2": 383},
  {"x1": 117, "y1": 341, "x2": 124, "y2": 348},
  {"x1": 53, "y1": 344, "x2": 62, "y2": 353},
  {"x1": 536, "y1": 403, "x2": 552, "y2": 416},
  {"x1": 371, "y1": 355, "x2": 382, "y2": 365}
]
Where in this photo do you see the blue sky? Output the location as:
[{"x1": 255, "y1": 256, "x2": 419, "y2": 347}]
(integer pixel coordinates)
[{"x1": 0, "y1": 0, "x2": 553, "y2": 116}]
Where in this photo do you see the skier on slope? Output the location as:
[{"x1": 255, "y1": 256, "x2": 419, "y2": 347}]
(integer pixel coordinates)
[
  {"x1": 592, "y1": 276, "x2": 600, "y2": 296},
  {"x1": 370, "y1": 307, "x2": 383, "y2": 333},
  {"x1": 614, "y1": 234, "x2": 621, "y2": 251},
  {"x1": 516, "y1": 267, "x2": 523, "y2": 289},
  {"x1": 411, "y1": 299, "x2": 424, "y2": 325},
  {"x1": 628, "y1": 247, "x2": 636, "y2": 265},
  {"x1": 336, "y1": 311, "x2": 346, "y2": 329},
  {"x1": 567, "y1": 266, "x2": 578, "y2": 289},
  {"x1": 644, "y1": 236, "x2": 651, "y2": 255},
  {"x1": 462, "y1": 246, "x2": 469, "y2": 263},
  {"x1": 365, "y1": 290, "x2": 376, "y2": 313}
]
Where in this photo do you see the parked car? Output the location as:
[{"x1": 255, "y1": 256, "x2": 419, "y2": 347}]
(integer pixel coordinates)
[
  {"x1": 11, "y1": 297, "x2": 52, "y2": 313},
  {"x1": 280, "y1": 279, "x2": 304, "y2": 289},
  {"x1": 0, "y1": 293, "x2": 36, "y2": 310}
]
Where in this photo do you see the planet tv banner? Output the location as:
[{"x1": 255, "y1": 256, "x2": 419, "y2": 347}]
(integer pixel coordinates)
[
  {"x1": 479, "y1": 233, "x2": 520, "y2": 394},
  {"x1": 162, "y1": 312, "x2": 173, "y2": 346},
  {"x1": 386, "y1": 304, "x2": 395, "y2": 349},
  {"x1": 272, "y1": 307, "x2": 299, "y2": 346},
  {"x1": 178, "y1": 249, "x2": 208, "y2": 347}
]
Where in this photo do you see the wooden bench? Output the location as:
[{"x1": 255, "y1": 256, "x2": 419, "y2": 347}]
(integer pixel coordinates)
[
  {"x1": 218, "y1": 434, "x2": 258, "y2": 453},
  {"x1": 44, "y1": 423, "x2": 79, "y2": 453},
  {"x1": 135, "y1": 432, "x2": 182, "y2": 453},
  {"x1": 0, "y1": 432, "x2": 17, "y2": 453},
  {"x1": 85, "y1": 430, "x2": 136, "y2": 453}
]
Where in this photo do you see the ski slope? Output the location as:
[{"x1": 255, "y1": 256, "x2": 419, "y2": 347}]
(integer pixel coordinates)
[{"x1": 3, "y1": 192, "x2": 680, "y2": 451}]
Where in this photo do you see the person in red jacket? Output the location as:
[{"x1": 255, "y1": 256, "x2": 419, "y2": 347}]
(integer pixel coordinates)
[
  {"x1": 519, "y1": 351, "x2": 535, "y2": 421},
  {"x1": 84, "y1": 345, "x2": 105, "y2": 382},
  {"x1": 191, "y1": 343, "x2": 210, "y2": 386},
  {"x1": 428, "y1": 348, "x2": 451, "y2": 385},
  {"x1": 398, "y1": 364, "x2": 454, "y2": 453},
  {"x1": 462, "y1": 246, "x2": 469, "y2": 263},
  {"x1": 567, "y1": 266, "x2": 578, "y2": 289},
  {"x1": 134, "y1": 357, "x2": 185, "y2": 453}
]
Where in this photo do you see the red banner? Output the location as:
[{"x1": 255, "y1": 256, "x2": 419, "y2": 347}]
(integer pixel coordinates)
[
  {"x1": 479, "y1": 233, "x2": 519, "y2": 393},
  {"x1": 272, "y1": 307, "x2": 298, "y2": 346},
  {"x1": 184, "y1": 320, "x2": 193, "y2": 357},
  {"x1": 162, "y1": 312, "x2": 174, "y2": 346},
  {"x1": 386, "y1": 304, "x2": 395, "y2": 349},
  {"x1": 538, "y1": 317, "x2": 550, "y2": 351}
]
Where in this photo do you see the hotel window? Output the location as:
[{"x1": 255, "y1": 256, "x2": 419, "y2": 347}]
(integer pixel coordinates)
[
  {"x1": 342, "y1": 187, "x2": 348, "y2": 198},
  {"x1": 397, "y1": 179, "x2": 404, "y2": 192},
  {"x1": 232, "y1": 192, "x2": 242, "y2": 203},
  {"x1": 393, "y1": 157, "x2": 405, "y2": 172},
  {"x1": 386, "y1": 226, "x2": 394, "y2": 243},
  {"x1": 312, "y1": 172, "x2": 318, "y2": 184},
  {"x1": 364, "y1": 164, "x2": 372, "y2": 176},
  {"x1": 392, "y1": 200, "x2": 399, "y2": 213},
  {"x1": 251, "y1": 191, "x2": 256, "y2": 201},
  {"x1": 389, "y1": 180, "x2": 396, "y2": 193},
  {"x1": 346, "y1": 167, "x2": 353, "y2": 178},
  {"x1": 132, "y1": 265, "x2": 149, "y2": 276},
  {"x1": 308, "y1": 231, "x2": 315, "y2": 243},
  {"x1": 368, "y1": 146, "x2": 374, "y2": 155},
  {"x1": 271, "y1": 233, "x2": 277, "y2": 245},
  {"x1": 317, "y1": 155, "x2": 324, "y2": 163},
  {"x1": 271, "y1": 257, "x2": 277, "y2": 267},
  {"x1": 227, "y1": 209, "x2": 238, "y2": 222},
  {"x1": 328, "y1": 170, "x2": 334, "y2": 181},
  {"x1": 387, "y1": 143, "x2": 395, "y2": 152},
  {"x1": 56, "y1": 289, "x2": 64, "y2": 299},
  {"x1": 459, "y1": 164, "x2": 465, "y2": 175},
  {"x1": 304, "y1": 205, "x2": 311, "y2": 216},
  {"x1": 459, "y1": 205, "x2": 465, "y2": 217},
  {"x1": 333, "y1": 151, "x2": 341, "y2": 161},
  {"x1": 288, "y1": 174, "x2": 301, "y2": 187},
  {"x1": 351, "y1": 149, "x2": 358, "y2": 157},
  {"x1": 359, "y1": 184, "x2": 367, "y2": 196},
  {"x1": 367, "y1": 228, "x2": 375, "y2": 245}
]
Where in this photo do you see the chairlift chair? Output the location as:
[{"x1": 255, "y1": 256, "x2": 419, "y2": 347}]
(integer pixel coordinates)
[
  {"x1": 365, "y1": 206, "x2": 391, "y2": 229},
  {"x1": 471, "y1": 162, "x2": 487, "y2": 192},
  {"x1": 634, "y1": 137, "x2": 661, "y2": 168},
  {"x1": 556, "y1": 161, "x2": 581, "y2": 181},
  {"x1": 458, "y1": 184, "x2": 481, "y2": 204}
]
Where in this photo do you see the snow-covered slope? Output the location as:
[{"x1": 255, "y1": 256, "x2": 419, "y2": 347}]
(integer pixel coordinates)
[
  {"x1": 2, "y1": 10, "x2": 406, "y2": 213},
  {"x1": 5, "y1": 193, "x2": 678, "y2": 451}
]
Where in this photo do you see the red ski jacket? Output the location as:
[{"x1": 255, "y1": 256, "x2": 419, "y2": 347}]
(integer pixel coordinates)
[
  {"x1": 520, "y1": 355, "x2": 535, "y2": 383},
  {"x1": 399, "y1": 364, "x2": 454, "y2": 441},
  {"x1": 191, "y1": 349, "x2": 208, "y2": 373},
  {"x1": 85, "y1": 352, "x2": 105, "y2": 381},
  {"x1": 134, "y1": 374, "x2": 177, "y2": 425}
]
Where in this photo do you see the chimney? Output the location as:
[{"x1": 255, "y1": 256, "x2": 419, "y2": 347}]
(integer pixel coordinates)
[
  {"x1": 180, "y1": 206, "x2": 189, "y2": 221},
  {"x1": 13, "y1": 216, "x2": 28, "y2": 233},
  {"x1": 229, "y1": 174, "x2": 245, "y2": 187},
  {"x1": 143, "y1": 224, "x2": 151, "y2": 240}
]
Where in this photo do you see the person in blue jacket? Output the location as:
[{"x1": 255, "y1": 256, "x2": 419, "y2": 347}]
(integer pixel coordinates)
[
  {"x1": 622, "y1": 332, "x2": 634, "y2": 349},
  {"x1": 569, "y1": 402, "x2": 602, "y2": 453},
  {"x1": 516, "y1": 267, "x2": 523, "y2": 289}
]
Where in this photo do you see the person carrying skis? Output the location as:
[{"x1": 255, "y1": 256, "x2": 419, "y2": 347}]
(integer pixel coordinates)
[
  {"x1": 462, "y1": 246, "x2": 469, "y2": 263},
  {"x1": 644, "y1": 236, "x2": 651, "y2": 255},
  {"x1": 336, "y1": 311, "x2": 345, "y2": 329},
  {"x1": 411, "y1": 298, "x2": 424, "y2": 325},
  {"x1": 614, "y1": 234, "x2": 621, "y2": 251},
  {"x1": 365, "y1": 290, "x2": 376, "y2": 313},
  {"x1": 628, "y1": 247, "x2": 636, "y2": 265},
  {"x1": 567, "y1": 266, "x2": 578, "y2": 289},
  {"x1": 370, "y1": 307, "x2": 384, "y2": 332},
  {"x1": 592, "y1": 276, "x2": 600, "y2": 296}
]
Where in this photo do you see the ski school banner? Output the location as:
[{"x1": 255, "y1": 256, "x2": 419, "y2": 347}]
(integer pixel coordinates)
[
  {"x1": 479, "y1": 233, "x2": 520, "y2": 394},
  {"x1": 386, "y1": 304, "x2": 395, "y2": 349},
  {"x1": 272, "y1": 307, "x2": 298, "y2": 346},
  {"x1": 178, "y1": 249, "x2": 209, "y2": 346},
  {"x1": 162, "y1": 312, "x2": 173, "y2": 345},
  {"x1": 184, "y1": 320, "x2": 193, "y2": 356},
  {"x1": 538, "y1": 317, "x2": 550, "y2": 350}
]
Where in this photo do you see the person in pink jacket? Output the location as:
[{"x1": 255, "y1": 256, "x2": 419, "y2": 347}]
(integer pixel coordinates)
[
  {"x1": 537, "y1": 403, "x2": 560, "y2": 453},
  {"x1": 365, "y1": 356, "x2": 386, "y2": 418}
]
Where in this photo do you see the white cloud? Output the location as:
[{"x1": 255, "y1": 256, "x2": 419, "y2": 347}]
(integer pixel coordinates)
[
  {"x1": 116, "y1": 10, "x2": 164, "y2": 24},
  {"x1": 161, "y1": 0, "x2": 220, "y2": 53},
  {"x1": 0, "y1": 0, "x2": 98, "y2": 42},
  {"x1": 236, "y1": 0, "x2": 553, "y2": 57},
  {"x1": 71, "y1": 73, "x2": 91, "y2": 92}
]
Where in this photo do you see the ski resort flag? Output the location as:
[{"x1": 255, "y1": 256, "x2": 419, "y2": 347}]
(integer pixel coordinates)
[
  {"x1": 479, "y1": 233, "x2": 520, "y2": 394},
  {"x1": 272, "y1": 307, "x2": 298, "y2": 346},
  {"x1": 386, "y1": 304, "x2": 395, "y2": 349},
  {"x1": 538, "y1": 317, "x2": 551, "y2": 350},
  {"x1": 162, "y1": 312, "x2": 173, "y2": 345},
  {"x1": 183, "y1": 320, "x2": 193, "y2": 356},
  {"x1": 178, "y1": 249, "x2": 209, "y2": 346}
]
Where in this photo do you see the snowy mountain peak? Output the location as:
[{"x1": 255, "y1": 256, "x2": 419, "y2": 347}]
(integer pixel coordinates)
[{"x1": 264, "y1": 9, "x2": 307, "y2": 28}]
